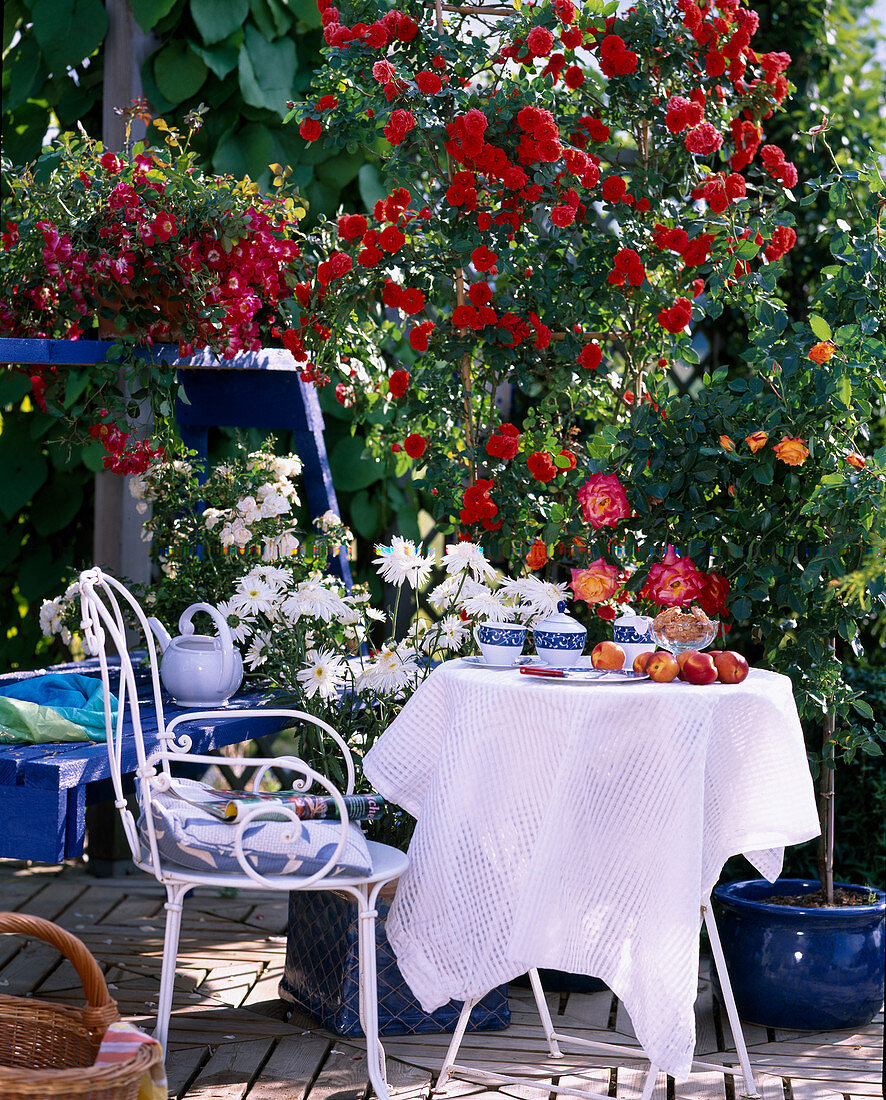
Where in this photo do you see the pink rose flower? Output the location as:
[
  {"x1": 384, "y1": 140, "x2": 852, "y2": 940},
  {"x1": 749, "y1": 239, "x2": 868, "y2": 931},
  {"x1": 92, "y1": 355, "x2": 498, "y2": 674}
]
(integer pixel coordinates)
[
  {"x1": 576, "y1": 473, "x2": 630, "y2": 529},
  {"x1": 640, "y1": 545, "x2": 706, "y2": 607}
]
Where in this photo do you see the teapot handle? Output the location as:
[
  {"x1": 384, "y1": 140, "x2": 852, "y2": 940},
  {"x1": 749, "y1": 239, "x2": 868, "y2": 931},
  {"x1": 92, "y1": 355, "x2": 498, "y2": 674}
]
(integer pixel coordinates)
[{"x1": 178, "y1": 602, "x2": 235, "y2": 692}]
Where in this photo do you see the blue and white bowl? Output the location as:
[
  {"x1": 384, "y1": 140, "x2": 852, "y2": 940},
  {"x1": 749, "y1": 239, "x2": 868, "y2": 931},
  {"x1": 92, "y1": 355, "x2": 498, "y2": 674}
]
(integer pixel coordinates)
[
  {"x1": 533, "y1": 601, "x2": 587, "y2": 667},
  {"x1": 475, "y1": 621, "x2": 527, "y2": 665}
]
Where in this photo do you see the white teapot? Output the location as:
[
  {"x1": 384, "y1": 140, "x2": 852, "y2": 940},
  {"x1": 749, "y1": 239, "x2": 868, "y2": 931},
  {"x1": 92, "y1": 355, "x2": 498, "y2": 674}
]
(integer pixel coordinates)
[{"x1": 147, "y1": 603, "x2": 243, "y2": 707}]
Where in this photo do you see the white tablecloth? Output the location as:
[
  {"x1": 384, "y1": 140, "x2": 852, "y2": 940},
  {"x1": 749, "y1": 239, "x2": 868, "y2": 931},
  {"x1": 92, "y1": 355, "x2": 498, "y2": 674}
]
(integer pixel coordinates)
[{"x1": 363, "y1": 662, "x2": 820, "y2": 1079}]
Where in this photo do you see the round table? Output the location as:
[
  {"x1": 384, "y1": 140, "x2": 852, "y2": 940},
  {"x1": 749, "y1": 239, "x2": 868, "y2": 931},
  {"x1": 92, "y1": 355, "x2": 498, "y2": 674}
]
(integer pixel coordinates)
[{"x1": 363, "y1": 660, "x2": 820, "y2": 1080}]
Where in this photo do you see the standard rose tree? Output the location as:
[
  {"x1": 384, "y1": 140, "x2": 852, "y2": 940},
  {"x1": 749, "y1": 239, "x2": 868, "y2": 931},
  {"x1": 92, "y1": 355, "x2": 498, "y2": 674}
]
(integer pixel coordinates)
[{"x1": 283, "y1": 0, "x2": 801, "y2": 575}]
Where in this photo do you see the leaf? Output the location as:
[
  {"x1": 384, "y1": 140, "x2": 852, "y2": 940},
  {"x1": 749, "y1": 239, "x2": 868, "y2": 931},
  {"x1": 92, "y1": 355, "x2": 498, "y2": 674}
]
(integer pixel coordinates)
[
  {"x1": 237, "y1": 21, "x2": 297, "y2": 117},
  {"x1": 190, "y1": 0, "x2": 248, "y2": 44},
  {"x1": 348, "y1": 489, "x2": 381, "y2": 538},
  {"x1": 30, "y1": 0, "x2": 107, "y2": 71},
  {"x1": 0, "y1": 421, "x2": 48, "y2": 519},
  {"x1": 808, "y1": 314, "x2": 832, "y2": 342},
  {"x1": 212, "y1": 122, "x2": 277, "y2": 182},
  {"x1": 248, "y1": 0, "x2": 292, "y2": 39},
  {"x1": 6, "y1": 33, "x2": 47, "y2": 112},
  {"x1": 129, "y1": 0, "x2": 178, "y2": 31},
  {"x1": 191, "y1": 34, "x2": 243, "y2": 79},
  {"x1": 153, "y1": 41, "x2": 208, "y2": 105},
  {"x1": 357, "y1": 164, "x2": 389, "y2": 211},
  {"x1": 287, "y1": 0, "x2": 322, "y2": 29},
  {"x1": 328, "y1": 435, "x2": 384, "y2": 491},
  {"x1": 30, "y1": 476, "x2": 84, "y2": 536}
]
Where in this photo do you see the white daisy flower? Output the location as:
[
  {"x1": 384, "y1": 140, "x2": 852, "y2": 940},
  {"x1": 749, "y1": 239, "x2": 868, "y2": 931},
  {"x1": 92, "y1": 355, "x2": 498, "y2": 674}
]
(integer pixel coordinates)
[
  {"x1": 217, "y1": 600, "x2": 255, "y2": 644},
  {"x1": 253, "y1": 565, "x2": 292, "y2": 588},
  {"x1": 356, "y1": 646, "x2": 422, "y2": 695},
  {"x1": 280, "y1": 577, "x2": 350, "y2": 623},
  {"x1": 423, "y1": 615, "x2": 470, "y2": 652},
  {"x1": 233, "y1": 576, "x2": 278, "y2": 615},
  {"x1": 244, "y1": 631, "x2": 270, "y2": 670},
  {"x1": 296, "y1": 648, "x2": 347, "y2": 699},
  {"x1": 499, "y1": 576, "x2": 571, "y2": 620},
  {"x1": 373, "y1": 537, "x2": 435, "y2": 589},
  {"x1": 442, "y1": 542, "x2": 498, "y2": 582},
  {"x1": 460, "y1": 590, "x2": 516, "y2": 621}
]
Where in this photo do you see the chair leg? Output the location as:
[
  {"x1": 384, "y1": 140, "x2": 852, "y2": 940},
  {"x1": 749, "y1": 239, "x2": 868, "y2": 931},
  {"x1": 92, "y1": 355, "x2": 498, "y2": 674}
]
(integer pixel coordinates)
[
  {"x1": 703, "y1": 903, "x2": 760, "y2": 1099},
  {"x1": 355, "y1": 885, "x2": 390, "y2": 1100},
  {"x1": 153, "y1": 882, "x2": 188, "y2": 1056}
]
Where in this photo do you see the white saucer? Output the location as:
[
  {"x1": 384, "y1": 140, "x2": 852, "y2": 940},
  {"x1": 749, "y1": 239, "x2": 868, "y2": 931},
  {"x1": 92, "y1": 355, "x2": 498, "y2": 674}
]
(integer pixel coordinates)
[{"x1": 461, "y1": 655, "x2": 538, "y2": 670}]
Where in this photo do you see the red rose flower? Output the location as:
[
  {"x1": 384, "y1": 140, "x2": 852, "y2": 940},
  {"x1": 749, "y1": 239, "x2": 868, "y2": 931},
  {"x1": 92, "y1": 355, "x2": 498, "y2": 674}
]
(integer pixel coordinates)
[
  {"x1": 404, "y1": 433, "x2": 427, "y2": 459},
  {"x1": 416, "y1": 70, "x2": 443, "y2": 94},
  {"x1": 471, "y1": 245, "x2": 498, "y2": 272},
  {"x1": 409, "y1": 320, "x2": 435, "y2": 352},
  {"x1": 527, "y1": 451, "x2": 558, "y2": 481},
  {"x1": 300, "y1": 119, "x2": 322, "y2": 142},
  {"x1": 577, "y1": 342, "x2": 602, "y2": 370},
  {"x1": 658, "y1": 296, "x2": 693, "y2": 333},
  {"x1": 388, "y1": 369, "x2": 410, "y2": 398}
]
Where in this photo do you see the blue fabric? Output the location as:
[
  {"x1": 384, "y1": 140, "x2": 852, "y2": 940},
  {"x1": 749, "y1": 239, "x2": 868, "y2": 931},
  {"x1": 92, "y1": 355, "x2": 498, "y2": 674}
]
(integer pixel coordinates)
[{"x1": 0, "y1": 672, "x2": 115, "y2": 742}]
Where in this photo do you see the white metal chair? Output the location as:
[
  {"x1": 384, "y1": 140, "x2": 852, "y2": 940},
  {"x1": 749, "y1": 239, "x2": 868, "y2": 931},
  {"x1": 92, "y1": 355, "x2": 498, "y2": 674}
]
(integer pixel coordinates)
[{"x1": 78, "y1": 566, "x2": 408, "y2": 1100}]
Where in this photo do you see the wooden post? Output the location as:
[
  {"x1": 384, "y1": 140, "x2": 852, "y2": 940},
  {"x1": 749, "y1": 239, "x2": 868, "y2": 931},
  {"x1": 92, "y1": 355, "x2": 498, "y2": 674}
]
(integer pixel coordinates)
[{"x1": 94, "y1": 0, "x2": 157, "y2": 588}]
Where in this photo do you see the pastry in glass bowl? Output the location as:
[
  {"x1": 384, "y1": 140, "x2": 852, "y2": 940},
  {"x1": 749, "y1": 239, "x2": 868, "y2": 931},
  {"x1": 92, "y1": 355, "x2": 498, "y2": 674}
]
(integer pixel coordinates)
[{"x1": 651, "y1": 605, "x2": 718, "y2": 656}]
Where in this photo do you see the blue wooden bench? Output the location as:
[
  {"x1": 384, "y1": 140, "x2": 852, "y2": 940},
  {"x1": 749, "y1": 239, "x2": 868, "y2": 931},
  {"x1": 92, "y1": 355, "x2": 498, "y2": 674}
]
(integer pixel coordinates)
[
  {"x1": 0, "y1": 659, "x2": 289, "y2": 863},
  {"x1": 0, "y1": 338, "x2": 351, "y2": 585}
]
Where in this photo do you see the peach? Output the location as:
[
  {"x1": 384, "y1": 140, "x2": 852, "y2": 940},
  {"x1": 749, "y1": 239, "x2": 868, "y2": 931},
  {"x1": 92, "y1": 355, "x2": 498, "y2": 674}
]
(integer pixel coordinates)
[
  {"x1": 676, "y1": 650, "x2": 700, "y2": 674},
  {"x1": 633, "y1": 650, "x2": 654, "y2": 673},
  {"x1": 713, "y1": 650, "x2": 749, "y2": 684},
  {"x1": 592, "y1": 640, "x2": 626, "y2": 670},
  {"x1": 646, "y1": 651, "x2": 680, "y2": 683},
  {"x1": 681, "y1": 651, "x2": 718, "y2": 685}
]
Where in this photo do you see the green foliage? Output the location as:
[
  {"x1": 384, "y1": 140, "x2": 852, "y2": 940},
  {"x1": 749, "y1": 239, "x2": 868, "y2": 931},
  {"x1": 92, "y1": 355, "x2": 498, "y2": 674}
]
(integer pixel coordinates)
[{"x1": 0, "y1": 372, "x2": 95, "y2": 672}]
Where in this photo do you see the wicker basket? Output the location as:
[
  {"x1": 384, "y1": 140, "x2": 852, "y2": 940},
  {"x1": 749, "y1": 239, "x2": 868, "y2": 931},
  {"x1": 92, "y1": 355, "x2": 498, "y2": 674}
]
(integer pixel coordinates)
[{"x1": 0, "y1": 912, "x2": 163, "y2": 1100}]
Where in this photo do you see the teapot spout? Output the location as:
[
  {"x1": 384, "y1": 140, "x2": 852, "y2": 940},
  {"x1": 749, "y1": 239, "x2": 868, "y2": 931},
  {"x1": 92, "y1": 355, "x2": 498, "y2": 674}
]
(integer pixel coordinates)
[{"x1": 146, "y1": 616, "x2": 172, "y2": 654}]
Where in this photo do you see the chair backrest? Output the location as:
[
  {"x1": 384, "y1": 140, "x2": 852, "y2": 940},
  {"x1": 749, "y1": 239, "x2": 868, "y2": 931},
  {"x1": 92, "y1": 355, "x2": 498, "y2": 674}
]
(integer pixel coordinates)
[{"x1": 77, "y1": 566, "x2": 359, "y2": 880}]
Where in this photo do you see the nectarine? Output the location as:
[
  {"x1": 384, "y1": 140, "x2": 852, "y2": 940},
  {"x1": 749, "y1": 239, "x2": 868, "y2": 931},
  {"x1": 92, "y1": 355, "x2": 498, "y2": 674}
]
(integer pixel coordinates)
[
  {"x1": 712, "y1": 650, "x2": 749, "y2": 683},
  {"x1": 633, "y1": 650, "x2": 654, "y2": 673},
  {"x1": 646, "y1": 651, "x2": 680, "y2": 682},
  {"x1": 681, "y1": 651, "x2": 718, "y2": 685},
  {"x1": 592, "y1": 640, "x2": 626, "y2": 670}
]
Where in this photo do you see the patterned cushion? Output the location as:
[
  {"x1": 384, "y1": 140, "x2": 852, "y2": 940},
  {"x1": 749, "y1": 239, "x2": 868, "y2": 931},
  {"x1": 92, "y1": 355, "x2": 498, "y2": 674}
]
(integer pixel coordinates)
[{"x1": 140, "y1": 778, "x2": 373, "y2": 877}]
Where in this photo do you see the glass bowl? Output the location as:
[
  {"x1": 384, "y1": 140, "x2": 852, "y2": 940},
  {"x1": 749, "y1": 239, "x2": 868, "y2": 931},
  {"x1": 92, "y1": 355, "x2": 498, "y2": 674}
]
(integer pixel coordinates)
[{"x1": 650, "y1": 621, "x2": 718, "y2": 657}]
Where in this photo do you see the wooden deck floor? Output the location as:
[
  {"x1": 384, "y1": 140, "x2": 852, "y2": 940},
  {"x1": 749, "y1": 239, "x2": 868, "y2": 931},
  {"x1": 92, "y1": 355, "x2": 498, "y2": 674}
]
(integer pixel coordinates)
[{"x1": 0, "y1": 861, "x2": 880, "y2": 1100}]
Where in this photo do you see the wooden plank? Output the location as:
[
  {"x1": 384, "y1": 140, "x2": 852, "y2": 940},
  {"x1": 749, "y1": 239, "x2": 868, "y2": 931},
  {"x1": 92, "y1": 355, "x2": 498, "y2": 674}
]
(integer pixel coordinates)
[
  {"x1": 306, "y1": 1041, "x2": 370, "y2": 1100},
  {"x1": 750, "y1": 1072, "x2": 788, "y2": 1100},
  {"x1": 551, "y1": 1068, "x2": 612, "y2": 1100},
  {"x1": 674, "y1": 1070, "x2": 729, "y2": 1100},
  {"x1": 613, "y1": 998, "x2": 637, "y2": 1039},
  {"x1": 165, "y1": 1043, "x2": 212, "y2": 1098},
  {"x1": 183, "y1": 1037, "x2": 275, "y2": 1098},
  {"x1": 694, "y1": 979, "x2": 720, "y2": 1057},
  {"x1": 786, "y1": 1082, "x2": 847, "y2": 1100},
  {"x1": 557, "y1": 991, "x2": 615, "y2": 1030},
  {"x1": 617, "y1": 1067, "x2": 668, "y2": 1100},
  {"x1": 248, "y1": 1032, "x2": 332, "y2": 1098}
]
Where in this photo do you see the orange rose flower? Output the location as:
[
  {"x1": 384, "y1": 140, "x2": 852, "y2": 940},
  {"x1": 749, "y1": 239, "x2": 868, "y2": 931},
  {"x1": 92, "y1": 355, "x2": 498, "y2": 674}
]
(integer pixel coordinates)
[
  {"x1": 808, "y1": 340, "x2": 835, "y2": 364},
  {"x1": 525, "y1": 539, "x2": 549, "y2": 570},
  {"x1": 845, "y1": 452, "x2": 866, "y2": 469},
  {"x1": 745, "y1": 430, "x2": 769, "y2": 453},
  {"x1": 773, "y1": 435, "x2": 810, "y2": 466},
  {"x1": 719, "y1": 435, "x2": 735, "y2": 452},
  {"x1": 570, "y1": 558, "x2": 621, "y2": 604}
]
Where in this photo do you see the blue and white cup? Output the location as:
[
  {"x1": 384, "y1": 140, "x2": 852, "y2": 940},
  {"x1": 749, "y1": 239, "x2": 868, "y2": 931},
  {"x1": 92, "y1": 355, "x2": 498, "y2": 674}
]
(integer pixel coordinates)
[
  {"x1": 533, "y1": 626, "x2": 587, "y2": 667},
  {"x1": 613, "y1": 614, "x2": 655, "y2": 667},
  {"x1": 475, "y1": 621, "x2": 527, "y2": 666}
]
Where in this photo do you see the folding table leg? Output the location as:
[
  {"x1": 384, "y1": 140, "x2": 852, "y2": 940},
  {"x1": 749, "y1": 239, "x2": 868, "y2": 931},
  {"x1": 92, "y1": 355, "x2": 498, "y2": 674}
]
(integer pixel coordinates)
[
  {"x1": 435, "y1": 995, "x2": 478, "y2": 1092},
  {"x1": 702, "y1": 902, "x2": 760, "y2": 1100},
  {"x1": 528, "y1": 967, "x2": 564, "y2": 1056}
]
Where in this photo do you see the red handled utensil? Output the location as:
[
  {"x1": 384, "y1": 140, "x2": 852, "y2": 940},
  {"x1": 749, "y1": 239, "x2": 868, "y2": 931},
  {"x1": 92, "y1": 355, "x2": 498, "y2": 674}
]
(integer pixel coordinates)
[{"x1": 519, "y1": 666, "x2": 566, "y2": 678}]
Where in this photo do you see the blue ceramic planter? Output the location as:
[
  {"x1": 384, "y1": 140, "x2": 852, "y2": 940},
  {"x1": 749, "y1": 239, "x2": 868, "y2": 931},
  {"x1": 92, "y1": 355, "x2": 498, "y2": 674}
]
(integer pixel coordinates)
[{"x1": 711, "y1": 878, "x2": 885, "y2": 1030}]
